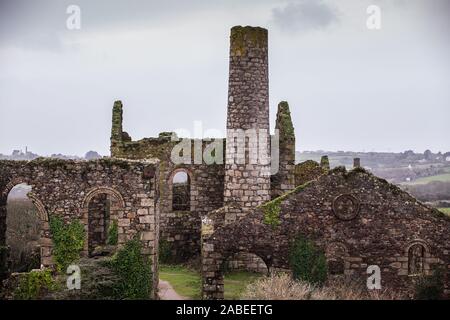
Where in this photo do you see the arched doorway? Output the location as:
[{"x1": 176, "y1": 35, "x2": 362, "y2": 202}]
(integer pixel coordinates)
[
  {"x1": 4, "y1": 183, "x2": 43, "y2": 272},
  {"x1": 82, "y1": 187, "x2": 124, "y2": 256}
]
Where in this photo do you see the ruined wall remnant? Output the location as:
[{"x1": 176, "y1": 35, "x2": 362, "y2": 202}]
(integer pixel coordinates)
[
  {"x1": 110, "y1": 107, "x2": 225, "y2": 261},
  {"x1": 202, "y1": 167, "x2": 450, "y2": 299},
  {"x1": 0, "y1": 158, "x2": 160, "y2": 297},
  {"x1": 271, "y1": 101, "x2": 296, "y2": 198},
  {"x1": 320, "y1": 155, "x2": 330, "y2": 170},
  {"x1": 294, "y1": 160, "x2": 327, "y2": 187}
]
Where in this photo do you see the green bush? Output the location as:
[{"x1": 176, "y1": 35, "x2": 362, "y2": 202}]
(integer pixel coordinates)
[
  {"x1": 414, "y1": 268, "x2": 445, "y2": 300},
  {"x1": 49, "y1": 216, "x2": 85, "y2": 272},
  {"x1": 289, "y1": 236, "x2": 328, "y2": 286},
  {"x1": 14, "y1": 269, "x2": 56, "y2": 300},
  {"x1": 109, "y1": 238, "x2": 153, "y2": 299},
  {"x1": 106, "y1": 220, "x2": 118, "y2": 245},
  {"x1": 158, "y1": 238, "x2": 172, "y2": 264}
]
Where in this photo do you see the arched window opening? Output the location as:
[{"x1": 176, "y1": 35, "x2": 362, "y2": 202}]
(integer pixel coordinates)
[
  {"x1": 408, "y1": 243, "x2": 425, "y2": 276},
  {"x1": 5, "y1": 183, "x2": 41, "y2": 272},
  {"x1": 172, "y1": 171, "x2": 190, "y2": 211},
  {"x1": 87, "y1": 193, "x2": 120, "y2": 256}
]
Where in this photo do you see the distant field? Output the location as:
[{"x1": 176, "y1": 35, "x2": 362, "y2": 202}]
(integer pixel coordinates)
[
  {"x1": 438, "y1": 208, "x2": 450, "y2": 216},
  {"x1": 403, "y1": 173, "x2": 450, "y2": 185}
]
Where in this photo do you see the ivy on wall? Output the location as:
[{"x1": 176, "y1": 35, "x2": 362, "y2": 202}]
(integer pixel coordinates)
[
  {"x1": 108, "y1": 237, "x2": 153, "y2": 299},
  {"x1": 289, "y1": 235, "x2": 328, "y2": 286},
  {"x1": 14, "y1": 269, "x2": 56, "y2": 300},
  {"x1": 106, "y1": 220, "x2": 118, "y2": 246},
  {"x1": 49, "y1": 216, "x2": 85, "y2": 272}
]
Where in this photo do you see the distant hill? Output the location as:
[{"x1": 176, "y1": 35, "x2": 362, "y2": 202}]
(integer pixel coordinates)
[{"x1": 0, "y1": 149, "x2": 103, "y2": 161}]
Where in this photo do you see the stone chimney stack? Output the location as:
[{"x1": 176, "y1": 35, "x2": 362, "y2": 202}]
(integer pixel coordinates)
[
  {"x1": 223, "y1": 26, "x2": 271, "y2": 213},
  {"x1": 353, "y1": 157, "x2": 361, "y2": 168}
]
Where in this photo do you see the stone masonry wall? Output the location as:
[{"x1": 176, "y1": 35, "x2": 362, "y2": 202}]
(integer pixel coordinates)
[
  {"x1": 202, "y1": 167, "x2": 450, "y2": 299},
  {"x1": 271, "y1": 101, "x2": 295, "y2": 199},
  {"x1": 0, "y1": 158, "x2": 160, "y2": 297},
  {"x1": 111, "y1": 114, "x2": 225, "y2": 261}
]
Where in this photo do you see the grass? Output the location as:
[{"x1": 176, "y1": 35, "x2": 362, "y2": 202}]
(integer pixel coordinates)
[
  {"x1": 159, "y1": 265, "x2": 201, "y2": 299},
  {"x1": 159, "y1": 265, "x2": 262, "y2": 300},
  {"x1": 223, "y1": 271, "x2": 262, "y2": 300},
  {"x1": 403, "y1": 173, "x2": 450, "y2": 185},
  {"x1": 438, "y1": 208, "x2": 450, "y2": 216}
]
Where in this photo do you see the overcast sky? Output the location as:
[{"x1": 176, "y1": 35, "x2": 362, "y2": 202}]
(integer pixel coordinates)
[{"x1": 0, "y1": 0, "x2": 449, "y2": 156}]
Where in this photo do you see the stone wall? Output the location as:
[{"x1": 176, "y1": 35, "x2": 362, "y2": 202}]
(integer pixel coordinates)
[
  {"x1": 294, "y1": 160, "x2": 327, "y2": 186},
  {"x1": 0, "y1": 158, "x2": 160, "y2": 297},
  {"x1": 110, "y1": 112, "x2": 225, "y2": 261},
  {"x1": 202, "y1": 167, "x2": 450, "y2": 299},
  {"x1": 271, "y1": 101, "x2": 295, "y2": 199}
]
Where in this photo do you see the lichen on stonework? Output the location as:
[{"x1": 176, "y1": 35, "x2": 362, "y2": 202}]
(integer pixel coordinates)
[
  {"x1": 230, "y1": 26, "x2": 267, "y2": 56},
  {"x1": 276, "y1": 101, "x2": 294, "y2": 137},
  {"x1": 261, "y1": 198, "x2": 282, "y2": 227}
]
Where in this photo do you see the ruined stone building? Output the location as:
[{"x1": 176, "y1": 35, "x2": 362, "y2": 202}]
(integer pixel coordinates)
[
  {"x1": 1, "y1": 26, "x2": 449, "y2": 300},
  {"x1": 109, "y1": 26, "x2": 450, "y2": 299}
]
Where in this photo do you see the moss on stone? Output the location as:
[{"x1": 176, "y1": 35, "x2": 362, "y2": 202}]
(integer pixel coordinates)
[
  {"x1": 261, "y1": 198, "x2": 282, "y2": 227},
  {"x1": 99, "y1": 158, "x2": 131, "y2": 170},
  {"x1": 320, "y1": 156, "x2": 330, "y2": 170},
  {"x1": 276, "y1": 101, "x2": 294, "y2": 138},
  {"x1": 260, "y1": 181, "x2": 312, "y2": 226},
  {"x1": 230, "y1": 26, "x2": 267, "y2": 56},
  {"x1": 31, "y1": 157, "x2": 70, "y2": 170}
]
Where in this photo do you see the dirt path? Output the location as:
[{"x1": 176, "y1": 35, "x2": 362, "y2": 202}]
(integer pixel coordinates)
[{"x1": 158, "y1": 279, "x2": 188, "y2": 300}]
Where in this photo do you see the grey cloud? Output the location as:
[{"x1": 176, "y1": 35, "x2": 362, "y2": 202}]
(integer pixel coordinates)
[
  {"x1": 271, "y1": 0, "x2": 339, "y2": 33},
  {"x1": 0, "y1": 0, "x2": 272, "y2": 51},
  {"x1": 0, "y1": 0, "x2": 225, "y2": 51}
]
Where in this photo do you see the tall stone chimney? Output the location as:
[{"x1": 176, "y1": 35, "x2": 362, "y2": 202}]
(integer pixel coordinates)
[{"x1": 223, "y1": 26, "x2": 271, "y2": 213}]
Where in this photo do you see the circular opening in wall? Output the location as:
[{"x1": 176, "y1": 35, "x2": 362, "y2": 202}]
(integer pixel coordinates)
[{"x1": 332, "y1": 194, "x2": 360, "y2": 221}]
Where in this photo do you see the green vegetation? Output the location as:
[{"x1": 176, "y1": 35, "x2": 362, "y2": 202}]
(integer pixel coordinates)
[
  {"x1": 159, "y1": 265, "x2": 201, "y2": 299},
  {"x1": 260, "y1": 182, "x2": 311, "y2": 227},
  {"x1": 158, "y1": 238, "x2": 173, "y2": 264},
  {"x1": 277, "y1": 101, "x2": 294, "y2": 137},
  {"x1": 289, "y1": 236, "x2": 328, "y2": 286},
  {"x1": 414, "y1": 268, "x2": 445, "y2": 300},
  {"x1": 106, "y1": 220, "x2": 118, "y2": 245},
  {"x1": 223, "y1": 271, "x2": 262, "y2": 300},
  {"x1": 14, "y1": 269, "x2": 56, "y2": 300},
  {"x1": 438, "y1": 208, "x2": 450, "y2": 216},
  {"x1": 159, "y1": 265, "x2": 262, "y2": 300},
  {"x1": 261, "y1": 198, "x2": 281, "y2": 227},
  {"x1": 108, "y1": 238, "x2": 153, "y2": 299},
  {"x1": 49, "y1": 216, "x2": 85, "y2": 272}
]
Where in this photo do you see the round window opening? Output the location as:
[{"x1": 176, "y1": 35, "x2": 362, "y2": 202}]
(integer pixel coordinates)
[{"x1": 332, "y1": 194, "x2": 360, "y2": 221}]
